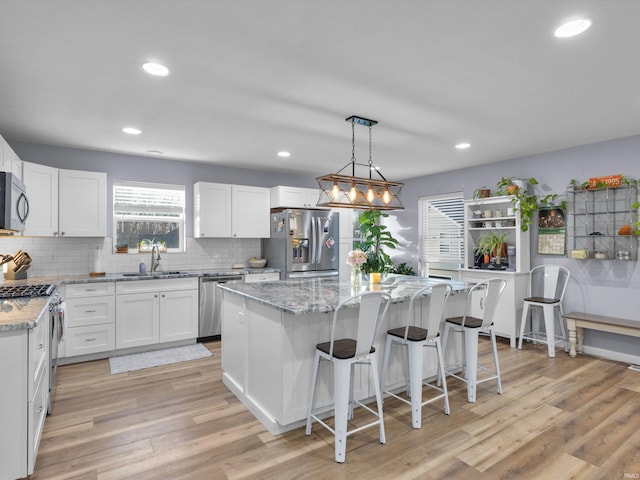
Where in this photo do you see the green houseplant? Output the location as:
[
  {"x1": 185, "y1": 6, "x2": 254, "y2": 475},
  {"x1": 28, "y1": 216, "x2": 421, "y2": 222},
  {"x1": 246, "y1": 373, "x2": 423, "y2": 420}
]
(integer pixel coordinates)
[
  {"x1": 476, "y1": 232, "x2": 508, "y2": 264},
  {"x1": 495, "y1": 176, "x2": 539, "y2": 232},
  {"x1": 354, "y1": 210, "x2": 399, "y2": 275}
]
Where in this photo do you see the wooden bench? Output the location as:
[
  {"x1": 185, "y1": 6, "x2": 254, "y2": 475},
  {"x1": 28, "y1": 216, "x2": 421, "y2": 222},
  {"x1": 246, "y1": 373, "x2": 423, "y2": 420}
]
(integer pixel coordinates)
[{"x1": 563, "y1": 311, "x2": 640, "y2": 358}]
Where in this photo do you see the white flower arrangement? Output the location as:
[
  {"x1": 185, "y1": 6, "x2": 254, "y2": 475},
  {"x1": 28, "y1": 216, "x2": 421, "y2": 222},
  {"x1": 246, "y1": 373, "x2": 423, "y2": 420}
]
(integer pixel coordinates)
[{"x1": 346, "y1": 249, "x2": 368, "y2": 267}]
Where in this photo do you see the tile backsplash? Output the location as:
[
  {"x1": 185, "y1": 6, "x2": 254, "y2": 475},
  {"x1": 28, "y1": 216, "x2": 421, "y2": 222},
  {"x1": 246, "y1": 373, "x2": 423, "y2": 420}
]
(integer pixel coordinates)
[{"x1": 0, "y1": 236, "x2": 261, "y2": 277}]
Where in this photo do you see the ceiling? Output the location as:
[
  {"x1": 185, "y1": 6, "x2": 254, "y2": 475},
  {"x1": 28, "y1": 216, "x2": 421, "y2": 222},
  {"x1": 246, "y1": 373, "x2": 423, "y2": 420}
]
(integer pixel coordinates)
[{"x1": 1, "y1": 1, "x2": 639, "y2": 181}]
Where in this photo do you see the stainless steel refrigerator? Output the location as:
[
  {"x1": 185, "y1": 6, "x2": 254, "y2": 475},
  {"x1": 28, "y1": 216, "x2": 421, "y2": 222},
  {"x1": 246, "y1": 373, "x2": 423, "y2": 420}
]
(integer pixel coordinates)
[{"x1": 263, "y1": 209, "x2": 340, "y2": 279}]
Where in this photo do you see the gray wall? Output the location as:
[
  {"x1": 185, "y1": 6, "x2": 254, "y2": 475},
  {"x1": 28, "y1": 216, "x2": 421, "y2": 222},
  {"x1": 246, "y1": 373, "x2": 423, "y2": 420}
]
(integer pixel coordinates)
[
  {"x1": 10, "y1": 141, "x2": 318, "y2": 237},
  {"x1": 390, "y1": 134, "x2": 640, "y2": 361}
]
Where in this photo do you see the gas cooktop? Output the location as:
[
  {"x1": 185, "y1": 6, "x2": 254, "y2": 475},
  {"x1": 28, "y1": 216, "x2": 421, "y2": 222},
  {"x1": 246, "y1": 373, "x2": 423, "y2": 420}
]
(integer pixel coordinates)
[{"x1": 0, "y1": 283, "x2": 55, "y2": 299}]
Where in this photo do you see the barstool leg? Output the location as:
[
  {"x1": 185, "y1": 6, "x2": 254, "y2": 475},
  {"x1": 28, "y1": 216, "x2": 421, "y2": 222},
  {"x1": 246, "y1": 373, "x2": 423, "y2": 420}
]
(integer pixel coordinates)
[
  {"x1": 518, "y1": 302, "x2": 530, "y2": 349},
  {"x1": 369, "y1": 354, "x2": 386, "y2": 444},
  {"x1": 490, "y1": 328, "x2": 502, "y2": 394},
  {"x1": 435, "y1": 338, "x2": 450, "y2": 415},
  {"x1": 439, "y1": 323, "x2": 451, "y2": 387},
  {"x1": 380, "y1": 335, "x2": 394, "y2": 396},
  {"x1": 464, "y1": 329, "x2": 479, "y2": 403},
  {"x1": 333, "y1": 360, "x2": 351, "y2": 463},
  {"x1": 543, "y1": 304, "x2": 556, "y2": 357},
  {"x1": 305, "y1": 351, "x2": 321, "y2": 435},
  {"x1": 407, "y1": 341, "x2": 423, "y2": 428}
]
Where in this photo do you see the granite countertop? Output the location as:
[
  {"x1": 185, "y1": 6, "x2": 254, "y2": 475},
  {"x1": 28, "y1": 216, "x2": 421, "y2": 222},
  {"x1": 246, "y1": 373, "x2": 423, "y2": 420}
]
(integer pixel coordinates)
[
  {"x1": 218, "y1": 275, "x2": 471, "y2": 315},
  {"x1": 0, "y1": 267, "x2": 280, "y2": 332}
]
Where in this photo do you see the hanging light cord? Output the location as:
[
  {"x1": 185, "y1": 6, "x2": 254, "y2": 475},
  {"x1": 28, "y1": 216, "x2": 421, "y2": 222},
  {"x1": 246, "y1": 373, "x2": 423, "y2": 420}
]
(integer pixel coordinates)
[
  {"x1": 368, "y1": 125, "x2": 373, "y2": 179},
  {"x1": 351, "y1": 120, "x2": 356, "y2": 177}
]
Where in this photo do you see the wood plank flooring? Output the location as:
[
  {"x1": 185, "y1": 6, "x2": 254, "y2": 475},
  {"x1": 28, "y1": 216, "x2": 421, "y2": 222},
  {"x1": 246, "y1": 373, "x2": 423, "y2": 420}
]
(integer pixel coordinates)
[{"x1": 31, "y1": 339, "x2": 640, "y2": 479}]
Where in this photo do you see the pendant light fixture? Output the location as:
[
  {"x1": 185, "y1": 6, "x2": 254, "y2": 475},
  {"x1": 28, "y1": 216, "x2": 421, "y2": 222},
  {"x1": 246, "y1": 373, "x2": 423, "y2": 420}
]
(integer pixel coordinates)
[{"x1": 316, "y1": 116, "x2": 404, "y2": 210}]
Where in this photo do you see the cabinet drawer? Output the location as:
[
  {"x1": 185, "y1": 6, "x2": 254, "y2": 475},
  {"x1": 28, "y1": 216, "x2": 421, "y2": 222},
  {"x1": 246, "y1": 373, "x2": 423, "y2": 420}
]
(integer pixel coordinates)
[
  {"x1": 64, "y1": 324, "x2": 115, "y2": 357},
  {"x1": 66, "y1": 296, "x2": 115, "y2": 327},
  {"x1": 28, "y1": 317, "x2": 47, "y2": 398},
  {"x1": 65, "y1": 282, "x2": 115, "y2": 298},
  {"x1": 28, "y1": 365, "x2": 47, "y2": 474},
  {"x1": 244, "y1": 272, "x2": 280, "y2": 283}
]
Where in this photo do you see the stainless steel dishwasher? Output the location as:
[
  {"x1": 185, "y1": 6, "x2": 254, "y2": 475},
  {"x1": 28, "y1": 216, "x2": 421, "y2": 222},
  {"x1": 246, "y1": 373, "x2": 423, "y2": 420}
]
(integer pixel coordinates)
[{"x1": 199, "y1": 274, "x2": 244, "y2": 339}]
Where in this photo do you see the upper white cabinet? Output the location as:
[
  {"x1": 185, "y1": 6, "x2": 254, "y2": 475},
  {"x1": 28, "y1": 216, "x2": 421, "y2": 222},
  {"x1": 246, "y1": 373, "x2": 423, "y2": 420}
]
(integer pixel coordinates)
[
  {"x1": 270, "y1": 186, "x2": 322, "y2": 209},
  {"x1": 22, "y1": 162, "x2": 59, "y2": 237},
  {"x1": 58, "y1": 169, "x2": 107, "y2": 237},
  {"x1": 22, "y1": 162, "x2": 106, "y2": 237},
  {"x1": 0, "y1": 134, "x2": 23, "y2": 180},
  {"x1": 194, "y1": 182, "x2": 270, "y2": 238}
]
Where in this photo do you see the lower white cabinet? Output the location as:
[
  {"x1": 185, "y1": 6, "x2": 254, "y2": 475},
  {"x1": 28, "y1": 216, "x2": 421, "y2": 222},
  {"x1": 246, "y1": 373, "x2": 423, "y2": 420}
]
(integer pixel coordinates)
[
  {"x1": 460, "y1": 270, "x2": 529, "y2": 348},
  {"x1": 0, "y1": 302, "x2": 49, "y2": 479},
  {"x1": 115, "y1": 278, "x2": 198, "y2": 349},
  {"x1": 62, "y1": 282, "x2": 116, "y2": 357}
]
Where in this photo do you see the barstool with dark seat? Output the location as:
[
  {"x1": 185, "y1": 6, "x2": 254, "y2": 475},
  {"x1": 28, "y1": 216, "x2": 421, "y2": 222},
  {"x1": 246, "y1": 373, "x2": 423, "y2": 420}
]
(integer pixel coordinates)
[
  {"x1": 442, "y1": 278, "x2": 507, "y2": 403},
  {"x1": 518, "y1": 264, "x2": 570, "y2": 357},
  {"x1": 380, "y1": 283, "x2": 452, "y2": 428},
  {"x1": 305, "y1": 291, "x2": 391, "y2": 463}
]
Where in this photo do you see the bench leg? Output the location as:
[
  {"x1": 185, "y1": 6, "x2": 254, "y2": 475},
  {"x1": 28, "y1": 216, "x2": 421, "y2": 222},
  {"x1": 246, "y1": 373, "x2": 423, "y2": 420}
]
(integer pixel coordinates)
[
  {"x1": 577, "y1": 327, "x2": 584, "y2": 354},
  {"x1": 567, "y1": 318, "x2": 577, "y2": 357}
]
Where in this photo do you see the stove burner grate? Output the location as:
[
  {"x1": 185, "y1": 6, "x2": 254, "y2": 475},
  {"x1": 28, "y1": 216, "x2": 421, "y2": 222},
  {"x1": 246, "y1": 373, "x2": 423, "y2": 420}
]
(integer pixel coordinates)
[{"x1": 0, "y1": 283, "x2": 55, "y2": 299}]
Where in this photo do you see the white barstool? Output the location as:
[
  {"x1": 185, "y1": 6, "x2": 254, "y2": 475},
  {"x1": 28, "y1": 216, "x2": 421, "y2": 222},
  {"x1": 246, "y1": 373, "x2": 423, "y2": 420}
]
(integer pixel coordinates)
[
  {"x1": 442, "y1": 278, "x2": 507, "y2": 403},
  {"x1": 305, "y1": 291, "x2": 390, "y2": 463},
  {"x1": 518, "y1": 264, "x2": 570, "y2": 357},
  {"x1": 381, "y1": 283, "x2": 452, "y2": 428}
]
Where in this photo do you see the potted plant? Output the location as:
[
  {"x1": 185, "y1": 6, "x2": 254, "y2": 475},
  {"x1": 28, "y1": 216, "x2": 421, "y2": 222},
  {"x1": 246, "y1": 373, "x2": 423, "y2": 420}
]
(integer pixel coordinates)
[
  {"x1": 473, "y1": 187, "x2": 491, "y2": 199},
  {"x1": 475, "y1": 233, "x2": 493, "y2": 265},
  {"x1": 476, "y1": 232, "x2": 508, "y2": 265},
  {"x1": 495, "y1": 177, "x2": 539, "y2": 232},
  {"x1": 354, "y1": 210, "x2": 399, "y2": 282}
]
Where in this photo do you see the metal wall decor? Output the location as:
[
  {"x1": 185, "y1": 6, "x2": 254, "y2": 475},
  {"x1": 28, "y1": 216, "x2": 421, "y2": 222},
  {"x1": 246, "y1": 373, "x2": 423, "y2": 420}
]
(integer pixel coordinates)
[{"x1": 316, "y1": 116, "x2": 404, "y2": 210}]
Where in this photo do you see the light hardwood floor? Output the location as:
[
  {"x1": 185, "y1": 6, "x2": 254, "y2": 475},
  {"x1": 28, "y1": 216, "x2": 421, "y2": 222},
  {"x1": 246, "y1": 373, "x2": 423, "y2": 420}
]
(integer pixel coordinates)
[{"x1": 32, "y1": 339, "x2": 640, "y2": 480}]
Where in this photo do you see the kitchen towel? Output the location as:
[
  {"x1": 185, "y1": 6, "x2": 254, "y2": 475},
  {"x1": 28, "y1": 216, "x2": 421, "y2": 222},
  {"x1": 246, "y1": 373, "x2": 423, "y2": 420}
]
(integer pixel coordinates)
[{"x1": 109, "y1": 343, "x2": 212, "y2": 374}]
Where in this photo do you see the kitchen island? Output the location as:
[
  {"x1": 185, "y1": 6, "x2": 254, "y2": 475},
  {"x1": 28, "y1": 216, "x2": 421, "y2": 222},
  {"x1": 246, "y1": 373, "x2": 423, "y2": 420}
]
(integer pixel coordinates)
[{"x1": 219, "y1": 276, "x2": 470, "y2": 434}]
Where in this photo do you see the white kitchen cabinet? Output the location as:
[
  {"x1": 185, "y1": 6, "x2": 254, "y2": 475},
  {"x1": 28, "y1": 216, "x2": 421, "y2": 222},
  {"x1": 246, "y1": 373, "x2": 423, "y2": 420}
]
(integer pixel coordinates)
[
  {"x1": 61, "y1": 282, "x2": 116, "y2": 357},
  {"x1": 270, "y1": 185, "x2": 321, "y2": 209},
  {"x1": 194, "y1": 182, "x2": 232, "y2": 237},
  {"x1": 334, "y1": 208, "x2": 355, "y2": 283},
  {"x1": 194, "y1": 182, "x2": 270, "y2": 238},
  {"x1": 58, "y1": 169, "x2": 107, "y2": 237},
  {"x1": 23, "y1": 162, "x2": 107, "y2": 237},
  {"x1": 115, "y1": 278, "x2": 198, "y2": 349},
  {"x1": 221, "y1": 290, "x2": 247, "y2": 392},
  {"x1": 22, "y1": 162, "x2": 59, "y2": 236},
  {"x1": 0, "y1": 133, "x2": 23, "y2": 180},
  {"x1": 0, "y1": 303, "x2": 49, "y2": 479}
]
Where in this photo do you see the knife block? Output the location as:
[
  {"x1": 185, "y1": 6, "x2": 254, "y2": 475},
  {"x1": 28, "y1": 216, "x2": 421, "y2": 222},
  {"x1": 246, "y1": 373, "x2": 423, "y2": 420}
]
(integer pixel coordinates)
[{"x1": 4, "y1": 260, "x2": 28, "y2": 280}]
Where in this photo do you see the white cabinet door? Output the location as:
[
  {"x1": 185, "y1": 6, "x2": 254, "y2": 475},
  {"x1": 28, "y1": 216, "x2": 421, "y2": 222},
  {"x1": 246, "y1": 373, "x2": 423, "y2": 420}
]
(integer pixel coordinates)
[
  {"x1": 22, "y1": 162, "x2": 59, "y2": 236},
  {"x1": 116, "y1": 292, "x2": 159, "y2": 349},
  {"x1": 58, "y1": 169, "x2": 107, "y2": 237},
  {"x1": 231, "y1": 185, "x2": 270, "y2": 238},
  {"x1": 221, "y1": 291, "x2": 247, "y2": 390},
  {"x1": 194, "y1": 182, "x2": 232, "y2": 238},
  {"x1": 270, "y1": 186, "x2": 320, "y2": 209},
  {"x1": 159, "y1": 289, "x2": 198, "y2": 343}
]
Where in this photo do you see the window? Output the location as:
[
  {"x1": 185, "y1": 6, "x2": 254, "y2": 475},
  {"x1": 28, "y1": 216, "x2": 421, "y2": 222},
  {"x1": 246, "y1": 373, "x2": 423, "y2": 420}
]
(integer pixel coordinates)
[
  {"x1": 113, "y1": 182, "x2": 185, "y2": 253},
  {"x1": 418, "y1": 192, "x2": 464, "y2": 277}
]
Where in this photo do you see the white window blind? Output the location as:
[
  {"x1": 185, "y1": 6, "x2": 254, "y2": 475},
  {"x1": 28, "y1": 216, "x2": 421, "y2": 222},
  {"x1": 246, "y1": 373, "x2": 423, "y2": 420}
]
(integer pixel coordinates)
[
  {"x1": 418, "y1": 193, "x2": 464, "y2": 274},
  {"x1": 113, "y1": 182, "x2": 185, "y2": 252}
]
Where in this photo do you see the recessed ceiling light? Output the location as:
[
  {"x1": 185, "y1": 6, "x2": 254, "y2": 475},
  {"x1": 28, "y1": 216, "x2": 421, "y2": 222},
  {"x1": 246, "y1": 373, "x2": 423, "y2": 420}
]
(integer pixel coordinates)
[
  {"x1": 455, "y1": 142, "x2": 471, "y2": 149},
  {"x1": 122, "y1": 127, "x2": 141, "y2": 135},
  {"x1": 142, "y1": 62, "x2": 170, "y2": 76},
  {"x1": 277, "y1": 151, "x2": 291, "y2": 158},
  {"x1": 554, "y1": 18, "x2": 592, "y2": 38},
  {"x1": 147, "y1": 150, "x2": 163, "y2": 155}
]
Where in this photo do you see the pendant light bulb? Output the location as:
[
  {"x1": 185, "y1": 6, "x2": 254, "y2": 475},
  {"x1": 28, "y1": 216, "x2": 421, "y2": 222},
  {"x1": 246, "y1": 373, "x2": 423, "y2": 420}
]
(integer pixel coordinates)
[
  {"x1": 382, "y1": 188, "x2": 392, "y2": 205},
  {"x1": 331, "y1": 182, "x2": 341, "y2": 200},
  {"x1": 366, "y1": 185, "x2": 376, "y2": 203},
  {"x1": 349, "y1": 184, "x2": 358, "y2": 202}
]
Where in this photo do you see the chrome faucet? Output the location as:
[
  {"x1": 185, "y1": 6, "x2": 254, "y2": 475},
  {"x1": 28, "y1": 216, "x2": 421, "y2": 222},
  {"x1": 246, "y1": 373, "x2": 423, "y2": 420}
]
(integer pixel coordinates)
[{"x1": 150, "y1": 245, "x2": 161, "y2": 272}]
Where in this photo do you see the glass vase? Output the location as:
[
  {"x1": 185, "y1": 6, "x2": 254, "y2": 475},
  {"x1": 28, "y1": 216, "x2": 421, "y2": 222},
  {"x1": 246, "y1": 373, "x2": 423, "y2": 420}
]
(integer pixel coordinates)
[{"x1": 351, "y1": 266, "x2": 363, "y2": 289}]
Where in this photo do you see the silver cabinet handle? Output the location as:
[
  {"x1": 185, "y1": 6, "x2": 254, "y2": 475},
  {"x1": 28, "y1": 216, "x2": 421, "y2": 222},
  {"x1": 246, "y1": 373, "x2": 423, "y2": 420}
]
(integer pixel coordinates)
[
  {"x1": 84, "y1": 338, "x2": 96, "y2": 342},
  {"x1": 37, "y1": 343, "x2": 44, "y2": 349},
  {"x1": 36, "y1": 406, "x2": 44, "y2": 413},
  {"x1": 85, "y1": 309, "x2": 97, "y2": 313}
]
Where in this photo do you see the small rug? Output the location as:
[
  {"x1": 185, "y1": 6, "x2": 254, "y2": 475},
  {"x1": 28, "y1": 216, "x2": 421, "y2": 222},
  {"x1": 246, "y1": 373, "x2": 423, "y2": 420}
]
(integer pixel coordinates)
[{"x1": 109, "y1": 343, "x2": 212, "y2": 374}]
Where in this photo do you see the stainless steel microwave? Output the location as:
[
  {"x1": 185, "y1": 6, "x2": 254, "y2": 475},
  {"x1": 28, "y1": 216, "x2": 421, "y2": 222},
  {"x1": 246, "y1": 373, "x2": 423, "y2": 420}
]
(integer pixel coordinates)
[{"x1": 0, "y1": 172, "x2": 29, "y2": 233}]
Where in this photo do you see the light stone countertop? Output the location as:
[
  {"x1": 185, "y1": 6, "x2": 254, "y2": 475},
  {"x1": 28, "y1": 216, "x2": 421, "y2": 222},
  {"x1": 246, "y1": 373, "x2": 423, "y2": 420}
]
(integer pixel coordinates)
[
  {"x1": 218, "y1": 275, "x2": 472, "y2": 315},
  {"x1": 0, "y1": 267, "x2": 280, "y2": 332}
]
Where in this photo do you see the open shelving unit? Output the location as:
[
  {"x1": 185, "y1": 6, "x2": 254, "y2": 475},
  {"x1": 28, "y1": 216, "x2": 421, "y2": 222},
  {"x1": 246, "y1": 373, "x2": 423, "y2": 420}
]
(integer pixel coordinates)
[{"x1": 567, "y1": 182, "x2": 638, "y2": 261}]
